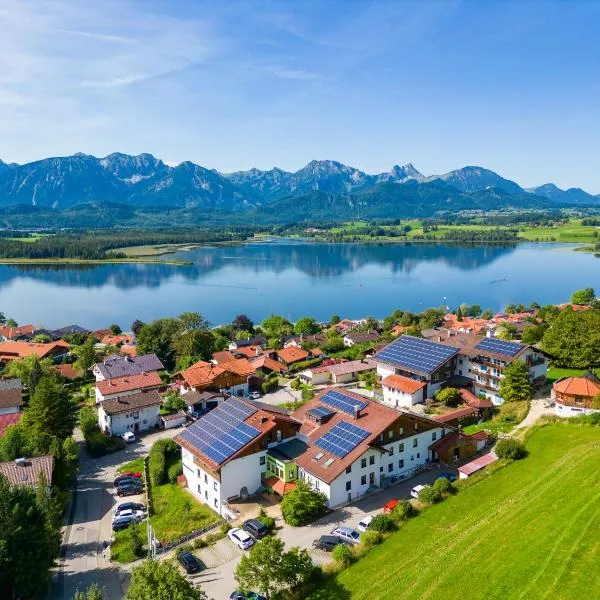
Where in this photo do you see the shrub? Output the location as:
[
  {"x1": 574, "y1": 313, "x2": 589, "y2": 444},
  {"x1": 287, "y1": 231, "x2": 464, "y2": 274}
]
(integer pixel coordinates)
[
  {"x1": 257, "y1": 508, "x2": 276, "y2": 532},
  {"x1": 167, "y1": 459, "x2": 183, "y2": 484},
  {"x1": 84, "y1": 429, "x2": 125, "y2": 457},
  {"x1": 127, "y1": 523, "x2": 144, "y2": 558},
  {"x1": 369, "y1": 514, "x2": 394, "y2": 533},
  {"x1": 361, "y1": 530, "x2": 383, "y2": 549},
  {"x1": 418, "y1": 486, "x2": 443, "y2": 504},
  {"x1": 495, "y1": 438, "x2": 527, "y2": 460},
  {"x1": 392, "y1": 500, "x2": 415, "y2": 521},
  {"x1": 290, "y1": 378, "x2": 301, "y2": 390},
  {"x1": 289, "y1": 358, "x2": 322, "y2": 373},
  {"x1": 332, "y1": 543, "x2": 353, "y2": 567},
  {"x1": 301, "y1": 386, "x2": 315, "y2": 402},
  {"x1": 79, "y1": 406, "x2": 98, "y2": 437},
  {"x1": 432, "y1": 477, "x2": 454, "y2": 495},
  {"x1": 436, "y1": 387, "x2": 463, "y2": 407},
  {"x1": 261, "y1": 378, "x2": 279, "y2": 394},
  {"x1": 149, "y1": 438, "x2": 179, "y2": 486}
]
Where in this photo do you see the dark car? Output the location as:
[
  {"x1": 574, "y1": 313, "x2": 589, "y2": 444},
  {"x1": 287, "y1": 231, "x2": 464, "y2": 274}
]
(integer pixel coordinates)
[
  {"x1": 243, "y1": 518, "x2": 268, "y2": 540},
  {"x1": 114, "y1": 475, "x2": 141, "y2": 487},
  {"x1": 177, "y1": 551, "x2": 204, "y2": 574},
  {"x1": 116, "y1": 483, "x2": 143, "y2": 497},
  {"x1": 115, "y1": 502, "x2": 145, "y2": 516},
  {"x1": 112, "y1": 515, "x2": 140, "y2": 531},
  {"x1": 439, "y1": 472, "x2": 458, "y2": 483},
  {"x1": 230, "y1": 593, "x2": 267, "y2": 600},
  {"x1": 312, "y1": 535, "x2": 348, "y2": 552}
]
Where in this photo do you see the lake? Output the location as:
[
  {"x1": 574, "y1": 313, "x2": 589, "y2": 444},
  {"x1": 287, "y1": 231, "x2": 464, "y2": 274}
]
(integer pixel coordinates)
[{"x1": 0, "y1": 240, "x2": 597, "y2": 329}]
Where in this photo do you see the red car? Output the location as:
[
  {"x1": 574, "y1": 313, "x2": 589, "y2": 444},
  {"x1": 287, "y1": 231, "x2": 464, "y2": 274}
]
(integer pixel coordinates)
[
  {"x1": 120, "y1": 471, "x2": 142, "y2": 479},
  {"x1": 383, "y1": 499, "x2": 399, "y2": 514}
]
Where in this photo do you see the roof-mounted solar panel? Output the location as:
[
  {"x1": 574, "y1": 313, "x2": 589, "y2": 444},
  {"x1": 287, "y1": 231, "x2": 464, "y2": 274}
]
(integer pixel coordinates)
[
  {"x1": 374, "y1": 336, "x2": 458, "y2": 375},
  {"x1": 474, "y1": 337, "x2": 523, "y2": 357},
  {"x1": 320, "y1": 389, "x2": 367, "y2": 415}
]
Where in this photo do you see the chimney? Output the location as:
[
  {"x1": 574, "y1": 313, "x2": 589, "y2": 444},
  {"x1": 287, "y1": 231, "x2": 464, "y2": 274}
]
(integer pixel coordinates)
[
  {"x1": 15, "y1": 457, "x2": 26, "y2": 467},
  {"x1": 353, "y1": 405, "x2": 361, "y2": 420}
]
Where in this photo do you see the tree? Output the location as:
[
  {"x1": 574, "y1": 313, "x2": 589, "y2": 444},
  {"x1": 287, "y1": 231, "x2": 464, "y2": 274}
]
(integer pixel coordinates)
[
  {"x1": 73, "y1": 583, "x2": 106, "y2": 600},
  {"x1": 76, "y1": 335, "x2": 97, "y2": 373},
  {"x1": 131, "y1": 319, "x2": 145, "y2": 336},
  {"x1": 281, "y1": 481, "x2": 328, "y2": 526},
  {"x1": 495, "y1": 438, "x2": 527, "y2": 460},
  {"x1": 235, "y1": 537, "x2": 313, "y2": 599},
  {"x1": 22, "y1": 377, "x2": 76, "y2": 451},
  {"x1": 261, "y1": 314, "x2": 293, "y2": 339},
  {"x1": 136, "y1": 318, "x2": 182, "y2": 370},
  {"x1": 179, "y1": 311, "x2": 210, "y2": 332},
  {"x1": 0, "y1": 474, "x2": 59, "y2": 599},
  {"x1": 162, "y1": 391, "x2": 187, "y2": 413},
  {"x1": 332, "y1": 542, "x2": 354, "y2": 567},
  {"x1": 499, "y1": 360, "x2": 532, "y2": 403},
  {"x1": 467, "y1": 304, "x2": 482, "y2": 317},
  {"x1": 571, "y1": 287, "x2": 595, "y2": 305},
  {"x1": 0, "y1": 311, "x2": 5, "y2": 324},
  {"x1": 126, "y1": 560, "x2": 206, "y2": 600},
  {"x1": 32, "y1": 334, "x2": 52, "y2": 343},
  {"x1": 172, "y1": 330, "x2": 215, "y2": 366},
  {"x1": 109, "y1": 324, "x2": 122, "y2": 335},
  {"x1": 542, "y1": 308, "x2": 600, "y2": 367},
  {"x1": 521, "y1": 324, "x2": 545, "y2": 345},
  {"x1": 5, "y1": 318, "x2": 18, "y2": 328},
  {"x1": 3, "y1": 355, "x2": 53, "y2": 388},
  {"x1": 294, "y1": 317, "x2": 321, "y2": 335},
  {"x1": 232, "y1": 314, "x2": 254, "y2": 334},
  {"x1": 481, "y1": 309, "x2": 493, "y2": 320},
  {"x1": 0, "y1": 423, "x2": 31, "y2": 461},
  {"x1": 436, "y1": 387, "x2": 463, "y2": 407},
  {"x1": 418, "y1": 486, "x2": 443, "y2": 504},
  {"x1": 27, "y1": 355, "x2": 44, "y2": 395},
  {"x1": 360, "y1": 315, "x2": 380, "y2": 332},
  {"x1": 330, "y1": 314, "x2": 341, "y2": 325},
  {"x1": 369, "y1": 514, "x2": 394, "y2": 532},
  {"x1": 456, "y1": 306, "x2": 463, "y2": 321}
]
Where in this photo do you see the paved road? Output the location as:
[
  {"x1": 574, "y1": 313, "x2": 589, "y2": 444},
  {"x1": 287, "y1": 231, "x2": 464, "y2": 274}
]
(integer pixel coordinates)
[{"x1": 52, "y1": 427, "x2": 179, "y2": 600}]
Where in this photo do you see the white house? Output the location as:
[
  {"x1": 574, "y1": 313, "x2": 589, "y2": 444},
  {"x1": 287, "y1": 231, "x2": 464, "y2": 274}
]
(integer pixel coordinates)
[
  {"x1": 98, "y1": 390, "x2": 162, "y2": 436},
  {"x1": 95, "y1": 371, "x2": 162, "y2": 403},
  {"x1": 381, "y1": 374, "x2": 426, "y2": 408}
]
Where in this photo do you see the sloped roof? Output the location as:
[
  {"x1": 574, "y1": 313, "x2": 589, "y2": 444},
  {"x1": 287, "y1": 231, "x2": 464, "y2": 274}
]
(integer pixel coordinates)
[
  {"x1": 382, "y1": 374, "x2": 426, "y2": 394},
  {"x1": 0, "y1": 378, "x2": 23, "y2": 409},
  {"x1": 277, "y1": 347, "x2": 310, "y2": 365},
  {"x1": 0, "y1": 340, "x2": 69, "y2": 360},
  {"x1": 100, "y1": 390, "x2": 162, "y2": 415},
  {"x1": 327, "y1": 359, "x2": 376, "y2": 377},
  {"x1": 96, "y1": 371, "x2": 162, "y2": 396},
  {"x1": 0, "y1": 455, "x2": 54, "y2": 488},
  {"x1": 554, "y1": 374, "x2": 600, "y2": 397},
  {"x1": 0, "y1": 412, "x2": 22, "y2": 436},
  {"x1": 94, "y1": 353, "x2": 164, "y2": 379},
  {"x1": 458, "y1": 452, "x2": 498, "y2": 476},
  {"x1": 249, "y1": 355, "x2": 286, "y2": 373},
  {"x1": 432, "y1": 406, "x2": 479, "y2": 424}
]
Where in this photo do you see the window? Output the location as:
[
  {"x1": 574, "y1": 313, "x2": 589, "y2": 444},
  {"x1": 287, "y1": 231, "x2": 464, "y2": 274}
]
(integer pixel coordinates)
[
  {"x1": 361, "y1": 457, "x2": 367, "y2": 468},
  {"x1": 214, "y1": 499, "x2": 218, "y2": 508},
  {"x1": 388, "y1": 463, "x2": 393, "y2": 472},
  {"x1": 388, "y1": 430, "x2": 394, "y2": 439},
  {"x1": 414, "y1": 423, "x2": 418, "y2": 431},
  {"x1": 346, "y1": 481, "x2": 352, "y2": 491},
  {"x1": 413, "y1": 438, "x2": 418, "y2": 447},
  {"x1": 369, "y1": 455, "x2": 375, "y2": 466},
  {"x1": 197, "y1": 483, "x2": 201, "y2": 494},
  {"x1": 324, "y1": 458, "x2": 335, "y2": 467},
  {"x1": 389, "y1": 446, "x2": 394, "y2": 455},
  {"x1": 417, "y1": 453, "x2": 420, "y2": 459},
  {"x1": 345, "y1": 465, "x2": 352, "y2": 474},
  {"x1": 398, "y1": 459, "x2": 404, "y2": 469},
  {"x1": 259, "y1": 456, "x2": 266, "y2": 465},
  {"x1": 214, "y1": 482, "x2": 218, "y2": 491},
  {"x1": 432, "y1": 432, "x2": 437, "y2": 441},
  {"x1": 315, "y1": 480, "x2": 320, "y2": 491},
  {"x1": 197, "y1": 469, "x2": 202, "y2": 478},
  {"x1": 379, "y1": 433, "x2": 384, "y2": 442},
  {"x1": 204, "y1": 490, "x2": 208, "y2": 500},
  {"x1": 398, "y1": 427, "x2": 404, "y2": 436},
  {"x1": 398, "y1": 443, "x2": 404, "y2": 452},
  {"x1": 379, "y1": 466, "x2": 383, "y2": 473},
  {"x1": 204, "y1": 474, "x2": 208, "y2": 484},
  {"x1": 289, "y1": 471, "x2": 294, "y2": 480},
  {"x1": 360, "y1": 475, "x2": 367, "y2": 485},
  {"x1": 315, "y1": 452, "x2": 324, "y2": 460}
]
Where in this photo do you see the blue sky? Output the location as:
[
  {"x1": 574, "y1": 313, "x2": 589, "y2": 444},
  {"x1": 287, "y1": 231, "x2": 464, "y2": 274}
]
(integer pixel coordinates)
[{"x1": 0, "y1": 0, "x2": 599, "y2": 192}]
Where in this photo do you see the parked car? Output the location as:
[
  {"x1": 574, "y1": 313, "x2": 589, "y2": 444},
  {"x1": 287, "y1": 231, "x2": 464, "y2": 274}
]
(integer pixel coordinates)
[
  {"x1": 243, "y1": 518, "x2": 268, "y2": 540},
  {"x1": 439, "y1": 472, "x2": 457, "y2": 482},
  {"x1": 116, "y1": 483, "x2": 143, "y2": 497},
  {"x1": 119, "y1": 471, "x2": 142, "y2": 479},
  {"x1": 312, "y1": 535, "x2": 348, "y2": 552},
  {"x1": 331, "y1": 526, "x2": 361, "y2": 545},
  {"x1": 228, "y1": 527, "x2": 254, "y2": 550},
  {"x1": 114, "y1": 502, "x2": 145, "y2": 516},
  {"x1": 113, "y1": 475, "x2": 141, "y2": 487},
  {"x1": 112, "y1": 508, "x2": 144, "y2": 522},
  {"x1": 230, "y1": 592, "x2": 267, "y2": 600},
  {"x1": 410, "y1": 484, "x2": 430, "y2": 499},
  {"x1": 383, "y1": 499, "x2": 399, "y2": 514},
  {"x1": 121, "y1": 431, "x2": 136, "y2": 443},
  {"x1": 177, "y1": 551, "x2": 204, "y2": 574},
  {"x1": 249, "y1": 391, "x2": 262, "y2": 400},
  {"x1": 357, "y1": 515, "x2": 374, "y2": 532},
  {"x1": 112, "y1": 514, "x2": 141, "y2": 531}
]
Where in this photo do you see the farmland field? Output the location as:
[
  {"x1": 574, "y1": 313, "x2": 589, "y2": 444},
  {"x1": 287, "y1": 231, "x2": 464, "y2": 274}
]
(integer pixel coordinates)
[{"x1": 308, "y1": 421, "x2": 600, "y2": 600}]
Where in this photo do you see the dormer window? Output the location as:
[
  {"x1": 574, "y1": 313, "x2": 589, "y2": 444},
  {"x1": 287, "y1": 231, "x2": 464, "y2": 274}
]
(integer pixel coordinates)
[{"x1": 314, "y1": 452, "x2": 324, "y2": 460}]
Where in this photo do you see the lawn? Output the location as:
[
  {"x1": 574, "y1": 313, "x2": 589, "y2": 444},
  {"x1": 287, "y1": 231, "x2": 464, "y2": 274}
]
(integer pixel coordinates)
[
  {"x1": 150, "y1": 483, "x2": 220, "y2": 542},
  {"x1": 111, "y1": 524, "x2": 146, "y2": 563},
  {"x1": 308, "y1": 421, "x2": 600, "y2": 600},
  {"x1": 462, "y1": 400, "x2": 530, "y2": 435},
  {"x1": 117, "y1": 457, "x2": 145, "y2": 474}
]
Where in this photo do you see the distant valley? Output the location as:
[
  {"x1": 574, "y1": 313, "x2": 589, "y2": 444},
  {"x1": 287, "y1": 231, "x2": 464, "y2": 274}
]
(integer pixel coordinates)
[{"x1": 0, "y1": 153, "x2": 598, "y2": 226}]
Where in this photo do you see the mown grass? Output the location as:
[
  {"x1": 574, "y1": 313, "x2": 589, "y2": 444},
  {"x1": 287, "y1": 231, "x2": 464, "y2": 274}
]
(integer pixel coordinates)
[
  {"x1": 149, "y1": 483, "x2": 219, "y2": 542},
  {"x1": 463, "y1": 400, "x2": 530, "y2": 435},
  {"x1": 308, "y1": 422, "x2": 600, "y2": 600},
  {"x1": 110, "y1": 524, "x2": 146, "y2": 563},
  {"x1": 117, "y1": 457, "x2": 145, "y2": 473}
]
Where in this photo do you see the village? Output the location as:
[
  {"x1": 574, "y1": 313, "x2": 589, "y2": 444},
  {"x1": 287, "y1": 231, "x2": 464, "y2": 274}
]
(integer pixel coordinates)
[{"x1": 0, "y1": 293, "x2": 598, "y2": 600}]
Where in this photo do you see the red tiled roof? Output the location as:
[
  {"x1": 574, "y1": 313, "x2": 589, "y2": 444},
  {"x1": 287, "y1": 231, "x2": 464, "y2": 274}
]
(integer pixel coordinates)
[
  {"x1": 250, "y1": 355, "x2": 286, "y2": 373},
  {"x1": 0, "y1": 412, "x2": 22, "y2": 436},
  {"x1": 382, "y1": 374, "x2": 426, "y2": 394},
  {"x1": 97, "y1": 371, "x2": 162, "y2": 396},
  {"x1": 461, "y1": 388, "x2": 494, "y2": 409},
  {"x1": 235, "y1": 345, "x2": 263, "y2": 358},
  {"x1": 277, "y1": 347, "x2": 309, "y2": 365},
  {"x1": 553, "y1": 376, "x2": 600, "y2": 397},
  {"x1": 458, "y1": 452, "x2": 498, "y2": 476},
  {"x1": 178, "y1": 358, "x2": 255, "y2": 388},
  {"x1": 0, "y1": 325, "x2": 37, "y2": 340},
  {"x1": 212, "y1": 351, "x2": 236, "y2": 364},
  {"x1": 119, "y1": 345, "x2": 138, "y2": 357},
  {"x1": 0, "y1": 340, "x2": 69, "y2": 360},
  {"x1": 432, "y1": 406, "x2": 479, "y2": 423},
  {"x1": 468, "y1": 430, "x2": 490, "y2": 441},
  {"x1": 101, "y1": 334, "x2": 134, "y2": 346},
  {"x1": 310, "y1": 348, "x2": 323, "y2": 357},
  {"x1": 220, "y1": 358, "x2": 256, "y2": 377},
  {"x1": 0, "y1": 455, "x2": 54, "y2": 488},
  {"x1": 264, "y1": 476, "x2": 297, "y2": 495},
  {"x1": 53, "y1": 364, "x2": 82, "y2": 380}
]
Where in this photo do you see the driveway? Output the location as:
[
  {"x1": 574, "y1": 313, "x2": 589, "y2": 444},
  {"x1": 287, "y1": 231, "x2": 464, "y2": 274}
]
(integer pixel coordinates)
[
  {"x1": 201, "y1": 467, "x2": 448, "y2": 599},
  {"x1": 52, "y1": 426, "x2": 181, "y2": 600}
]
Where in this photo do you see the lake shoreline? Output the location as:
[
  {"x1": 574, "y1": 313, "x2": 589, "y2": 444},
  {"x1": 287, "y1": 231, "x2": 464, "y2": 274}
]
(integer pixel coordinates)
[{"x1": 0, "y1": 257, "x2": 192, "y2": 266}]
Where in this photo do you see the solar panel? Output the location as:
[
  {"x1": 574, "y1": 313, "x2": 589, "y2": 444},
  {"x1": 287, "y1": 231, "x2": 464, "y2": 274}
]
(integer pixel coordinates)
[
  {"x1": 307, "y1": 405, "x2": 336, "y2": 419},
  {"x1": 315, "y1": 420, "x2": 370, "y2": 458},
  {"x1": 375, "y1": 336, "x2": 458, "y2": 375},
  {"x1": 178, "y1": 399, "x2": 260, "y2": 465},
  {"x1": 475, "y1": 337, "x2": 523, "y2": 357},
  {"x1": 320, "y1": 390, "x2": 367, "y2": 415}
]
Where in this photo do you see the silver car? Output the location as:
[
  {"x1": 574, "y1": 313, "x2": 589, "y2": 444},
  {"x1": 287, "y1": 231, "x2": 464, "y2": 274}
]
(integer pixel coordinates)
[{"x1": 331, "y1": 526, "x2": 361, "y2": 544}]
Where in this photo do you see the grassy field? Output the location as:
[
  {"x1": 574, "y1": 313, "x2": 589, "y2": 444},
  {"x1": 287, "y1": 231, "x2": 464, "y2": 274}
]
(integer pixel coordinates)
[
  {"x1": 117, "y1": 457, "x2": 145, "y2": 473},
  {"x1": 308, "y1": 421, "x2": 600, "y2": 600},
  {"x1": 462, "y1": 400, "x2": 530, "y2": 435}
]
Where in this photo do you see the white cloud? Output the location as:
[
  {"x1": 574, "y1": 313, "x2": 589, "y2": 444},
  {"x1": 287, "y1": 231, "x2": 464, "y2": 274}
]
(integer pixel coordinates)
[{"x1": 264, "y1": 66, "x2": 318, "y2": 80}]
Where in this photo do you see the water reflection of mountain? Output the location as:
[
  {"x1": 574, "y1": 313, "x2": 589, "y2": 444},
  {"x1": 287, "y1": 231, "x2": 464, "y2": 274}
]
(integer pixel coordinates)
[{"x1": 0, "y1": 241, "x2": 518, "y2": 291}]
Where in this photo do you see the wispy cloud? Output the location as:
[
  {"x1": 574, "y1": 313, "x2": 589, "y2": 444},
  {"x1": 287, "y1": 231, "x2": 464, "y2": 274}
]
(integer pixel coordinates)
[{"x1": 263, "y1": 66, "x2": 318, "y2": 80}]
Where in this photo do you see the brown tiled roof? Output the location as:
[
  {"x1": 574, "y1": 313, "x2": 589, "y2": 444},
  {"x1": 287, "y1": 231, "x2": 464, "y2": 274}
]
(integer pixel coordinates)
[
  {"x1": 382, "y1": 374, "x2": 426, "y2": 394},
  {"x1": 344, "y1": 331, "x2": 381, "y2": 344},
  {"x1": 327, "y1": 359, "x2": 376, "y2": 377},
  {"x1": 432, "y1": 406, "x2": 479, "y2": 423},
  {"x1": 52, "y1": 364, "x2": 82, "y2": 380},
  {"x1": 277, "y1": 347, "x2": 310, "y2": 365},
  {"x1": 100, "y1": 390, "x2": 162, "y2": 415},
  {"x1": 0, "y1": 340, "x2": 69, "y2": 360},
  {"x1": 0, "y1": 455, "x2": 54, "y2": 488},
  {"x1": 554, "y1": 375, "x2": 600, "y2": 397},
  {"x1": 97, "y1": 371, "x2": 162, "y2": 396},
  {"x1": 101, "y1": 334, "x2": 135, "y2": 346},
  {"x1": 161, "y1": 410, "x2": 187, "y2": 421},
  {"x1": 220, "y1": 358, "x2": 256, "y2": 377},
  {"x1": 0, "y1": 379, "x2": 23, "y2": 409},
  {"x1": 0, "y1": 412, "x2": 22, "y2": 436},
  {"x1": 249, "y1": 355, "x2": 286, "y2": 373},
  {"x1": 212, "y1": 351, "x2": 235, "y2": 364},
  {"x1": 461, "y1": 388, "x2": 494, "y2": 409}
]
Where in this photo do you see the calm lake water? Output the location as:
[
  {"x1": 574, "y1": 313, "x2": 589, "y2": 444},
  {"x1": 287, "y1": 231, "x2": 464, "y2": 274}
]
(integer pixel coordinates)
[{"x1": 0, "y1": 240, "x2": 597, "y2": 329}]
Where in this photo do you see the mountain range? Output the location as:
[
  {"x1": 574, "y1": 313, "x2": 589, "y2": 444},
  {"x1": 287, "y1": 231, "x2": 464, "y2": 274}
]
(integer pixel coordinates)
[{"x1": 0, "y1": 153, "x2": 597, "y2": 224}]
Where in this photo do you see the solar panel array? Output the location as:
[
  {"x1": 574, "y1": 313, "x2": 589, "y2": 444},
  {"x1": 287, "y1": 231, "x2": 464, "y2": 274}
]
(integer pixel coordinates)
[
  {"x1": 307, "y1": 405, "x2": 336, "y2": 419},
  {"x1": 475, "y1": 337, "x2": 523, "y2": 357},
  {"x1": 315, "y1": 420, "x2": 370, "y2": 458},
  {"x1": 320, "y1": 389, "x2": 367, "y2": 415},
  {"x1": 178, "y1": 398, "x2": 260, "y2": 465},
  {"x1": 375, "y1": 336, "x2": 458, "y2": 374}
]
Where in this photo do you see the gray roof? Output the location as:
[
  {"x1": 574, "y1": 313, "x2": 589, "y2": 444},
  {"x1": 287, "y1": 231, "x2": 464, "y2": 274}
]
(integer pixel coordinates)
[
  {"x1": 268, "y1": 438, "x2": 308, "y2": 462},
  {"x1": 50, "y1": 325, "x2": 89, "y2": 338},
  {"x1": 0, "y1": 378, "x2": 22, "y2": 391},
  {"x1": 101, "y1": 390, "x2": 162, "y2": 415},
  {"x1": 95, "y1": 353, "x2": 164, "y2": 379},
  {"x1": 0, "y1": 455, "x2": 54, "y2": 488},
  {"x1": 182, "y1": 390, "x2": 228, "y2": 406}
]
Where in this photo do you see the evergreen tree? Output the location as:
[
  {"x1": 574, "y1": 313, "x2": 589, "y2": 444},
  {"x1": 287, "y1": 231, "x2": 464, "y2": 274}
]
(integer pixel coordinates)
[
  {"x1": 73, "y1": 584, "x2": 106, "y2": 600},
  {"x1": 27, "y1": 355, "x2": 44, "y2": 394},
  {"x1": 77, "y1": 335, "x2": 97, "y2": 373},
  {"x1": 499, "y1": 360, "x2": 532, "y2": 403}
]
